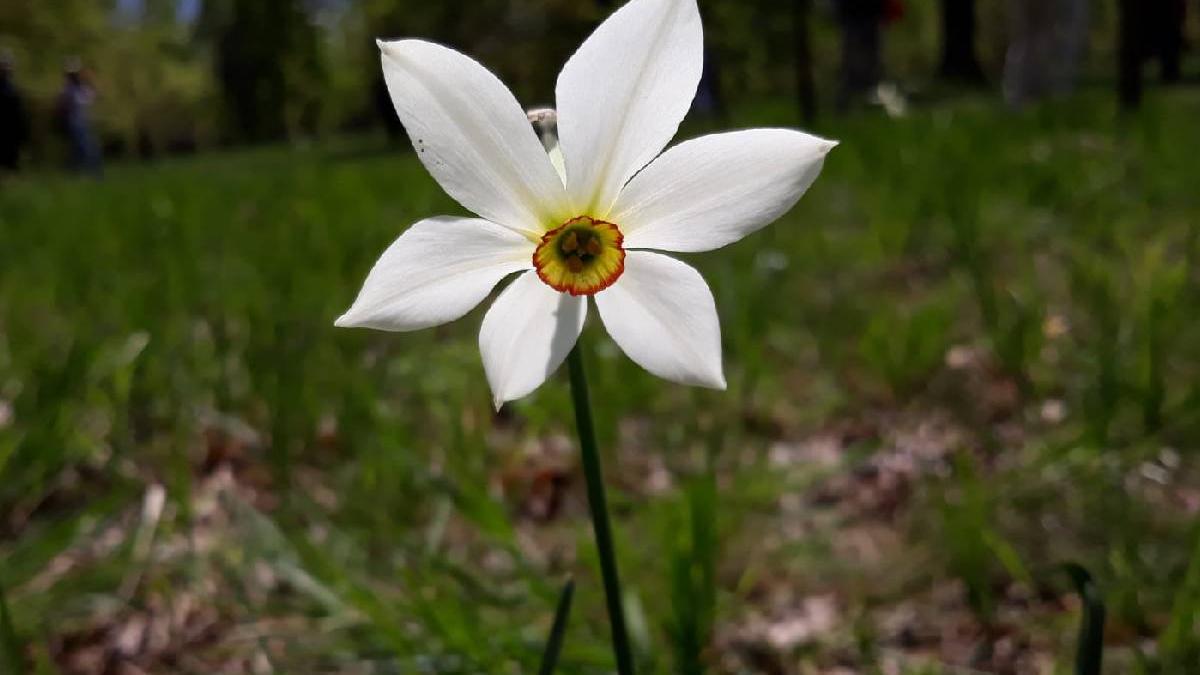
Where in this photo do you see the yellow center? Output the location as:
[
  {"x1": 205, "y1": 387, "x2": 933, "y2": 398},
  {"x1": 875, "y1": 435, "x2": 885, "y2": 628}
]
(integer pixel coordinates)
[{"x1": 533, "y1": 216, "x2": 625, "y2": 296}]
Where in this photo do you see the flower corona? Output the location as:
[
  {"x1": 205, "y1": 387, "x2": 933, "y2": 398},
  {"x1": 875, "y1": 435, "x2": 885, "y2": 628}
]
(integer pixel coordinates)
[{"x1": 534, "y1": 216, "x2": 626, "y2": 295}]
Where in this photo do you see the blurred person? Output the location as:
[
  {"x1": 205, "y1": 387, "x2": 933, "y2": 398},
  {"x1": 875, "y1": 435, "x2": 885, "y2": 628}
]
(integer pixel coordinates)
[
  {"x1": 0, "y1": 50, "x2": 29, "y2": 172},
  {"x1": 57, "y1": 61, "x2": 102, "y2": 176},
  {"x1": 1004, "y1": 0, "x2": 1090, "y2": 107}
]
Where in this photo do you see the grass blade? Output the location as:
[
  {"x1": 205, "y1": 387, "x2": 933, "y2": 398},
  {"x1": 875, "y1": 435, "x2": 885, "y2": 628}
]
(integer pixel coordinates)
[
  {"x1": 1161, "y1": 521, "x2": 1200, "y2": 666},
  {"x1": 0, "y1": 575, "x2": 23, "y2": 674},
  {"x1": 538, "y1": 577, "x2": 575, "y2": 675},
  {"x1": 1062, "y1": 563, "x2": 1104, "y2": 675}
]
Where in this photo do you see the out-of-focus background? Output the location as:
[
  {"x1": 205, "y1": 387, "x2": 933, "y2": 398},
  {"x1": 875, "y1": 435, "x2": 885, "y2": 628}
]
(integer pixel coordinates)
[{"x1": 1, "y1": 1, "x2": 1199, "y2": 673}]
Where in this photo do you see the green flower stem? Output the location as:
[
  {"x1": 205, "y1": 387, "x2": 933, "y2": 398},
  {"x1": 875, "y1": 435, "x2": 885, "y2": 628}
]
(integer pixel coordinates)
[{"x1": 566, "y1": 344, "x2": 635, "y2": 675}]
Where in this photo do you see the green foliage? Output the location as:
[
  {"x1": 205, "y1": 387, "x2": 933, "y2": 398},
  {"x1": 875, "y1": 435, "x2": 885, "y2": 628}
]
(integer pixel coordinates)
[
  {"x1": 663, "y1": 473, "x2": 719, "y2": 675},
  {"x1": 1129, "y1": 241, "x2": 1186, "y2": 434},
  {"x1": 0, "y1": 575, "x2": 21, "y2": 675},
  {"x1": 930, "y1": 451, "x2": 1028, "y2": 622},
  {"x1": 1068, "y1": 251, "x2": 1124, "y2": 445},
  {"x1": 859, "y1": 298, "x2": 954, "y2": 398},
  {"x1": 1158, "y1": 525, "x2": 1200, "y2": 672},
  {"x1": 989, "y1": 288, "x2": 1044, "y2": 392}
]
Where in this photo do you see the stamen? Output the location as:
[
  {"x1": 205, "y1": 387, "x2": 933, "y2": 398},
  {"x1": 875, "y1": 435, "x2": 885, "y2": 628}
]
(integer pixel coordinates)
[
  {"x1": 585, "y1": 238, "x2": 602, "y2": 256},
  {"x1": 562, "y1": 231, "x2": 579, "y2": 253},
  {"x1": 566, "y1": 256, "x2": 585, "y2": 273}
]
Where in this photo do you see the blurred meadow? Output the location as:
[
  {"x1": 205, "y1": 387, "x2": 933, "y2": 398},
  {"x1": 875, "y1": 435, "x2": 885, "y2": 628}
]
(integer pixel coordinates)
[{"x1": 3, "y1": 1, "x2": 1200, "y2": 674}]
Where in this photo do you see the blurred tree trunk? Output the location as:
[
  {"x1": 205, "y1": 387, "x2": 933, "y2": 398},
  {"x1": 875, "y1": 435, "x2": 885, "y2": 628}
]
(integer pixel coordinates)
[
  {"x1": 212, "y1": 0, "x2": 325, "y2": 141},
  {"x1": 1148, "y1": 0, "x2": 1185, "y2": 83},
  {"x1": 1117, "y1": 0, "x2": 1143, "y2": 110},
  {"x1": 939, "y1": 0, "x2": 986, "y2": 85},
  {"x1": 793, "y1": 0, "x2": 816, "y2": 123},
  {"x1": 834, "y1": 0, "x2": 884, "y2": 110}
]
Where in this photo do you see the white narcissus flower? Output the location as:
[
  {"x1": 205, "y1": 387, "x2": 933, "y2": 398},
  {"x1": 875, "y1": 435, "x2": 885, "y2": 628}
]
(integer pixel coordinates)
[{"x1": 337, "y1": 0, "x2": 836, "y2": 408}]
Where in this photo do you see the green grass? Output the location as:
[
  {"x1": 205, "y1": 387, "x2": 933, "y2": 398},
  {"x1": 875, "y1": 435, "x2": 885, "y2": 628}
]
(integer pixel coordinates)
[{"x1": 2, "y1": 89, "x2": 1200, "y2": 674}]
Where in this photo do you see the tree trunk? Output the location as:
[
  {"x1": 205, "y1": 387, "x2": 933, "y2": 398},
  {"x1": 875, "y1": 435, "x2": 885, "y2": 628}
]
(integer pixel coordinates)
[
  {"x1": 1118, "y1": 0, "x2": 1143, "y2": 110},
  {"x1": 939, "y1": 0, "x2": 986, "y2": 84},
  {"x1": 793, "y1": 0, "x2": 816, "y2": 123},
  {"x1": 1151, "y1": 0, "x2": 1185, "y2": 83}
]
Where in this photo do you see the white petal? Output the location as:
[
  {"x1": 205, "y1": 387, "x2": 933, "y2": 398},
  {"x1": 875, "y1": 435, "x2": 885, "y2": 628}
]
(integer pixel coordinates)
[
  {"x1": 379, "y1": 40, "x2": 569, "y2": 234},
  {"x1": 479, "y1": 271, "x2": 587, "y2": 407},
  {"x1": 613, "y1": 129, "x2": 837, "y2": 253},
  {"x1": 555, "y1": 0, "x2": 703, "y2": 216},
  {"x1": 336, "y1": 217, "x2": 533, "y2": 331},
  {"x1": 595, "y1": 251, "x2": 724, "y2": 388}
]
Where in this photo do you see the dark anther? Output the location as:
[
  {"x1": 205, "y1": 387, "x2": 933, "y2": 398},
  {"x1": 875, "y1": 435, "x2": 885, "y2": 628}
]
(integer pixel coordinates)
[{"x1": 562, "y1": 231, "x2": 580, "y2": 253}]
